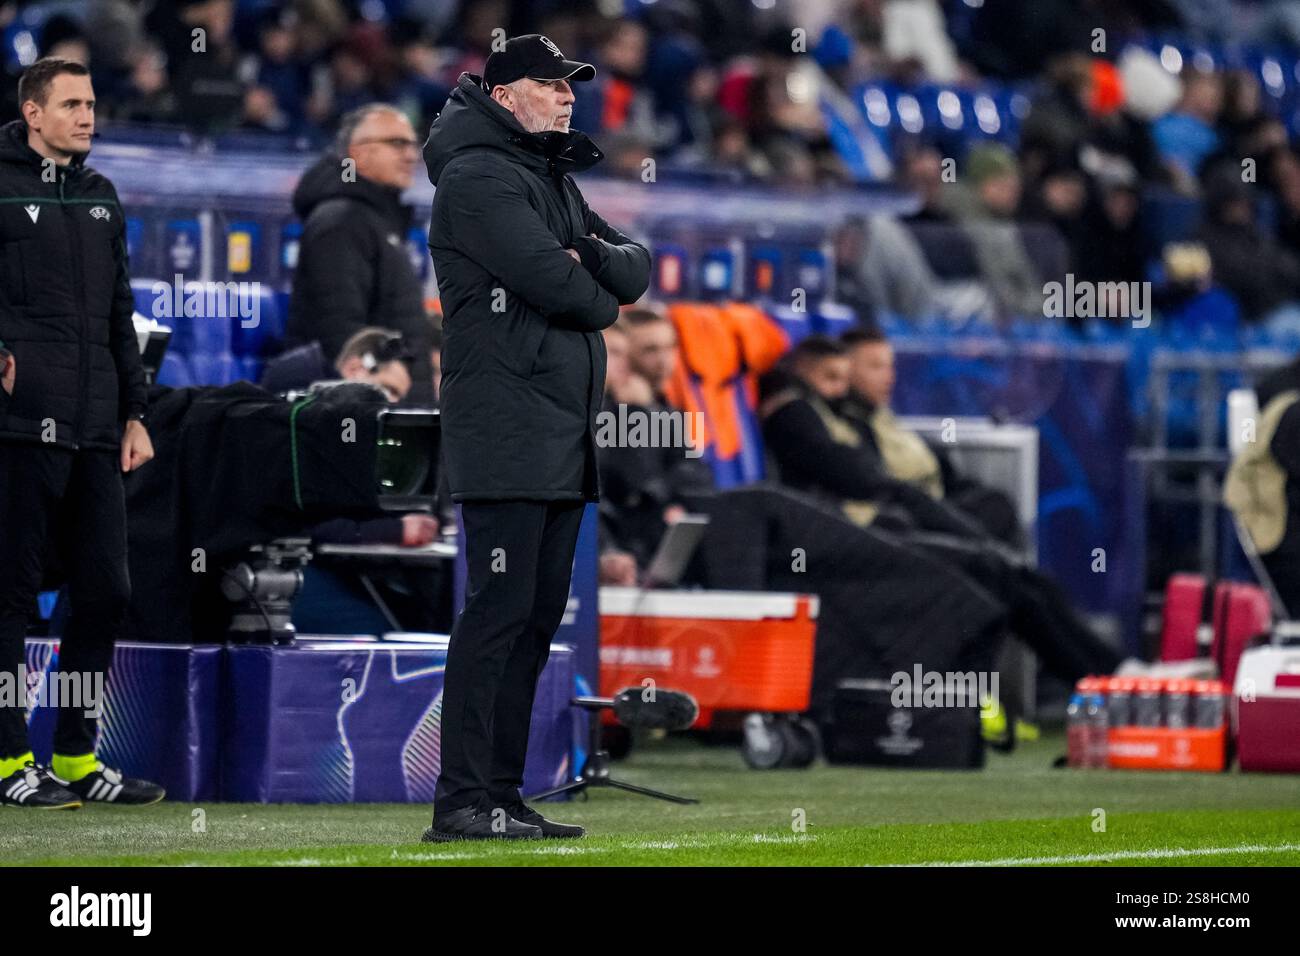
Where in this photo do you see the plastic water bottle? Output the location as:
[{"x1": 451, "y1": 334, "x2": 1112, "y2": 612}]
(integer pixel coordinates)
[
  {"x1": 1085, "y1": 684, "x2": 1110, "y2": 768},
  {"x1": 1066, "y1": 681, "x2": 1090, "y2": 768},
  {"x1": 1194, "y1": 679, "x2": 1226, "y2": 728},
  {"x1": 1105, "y1": 676, "x2": 1133, "y2": 727}
]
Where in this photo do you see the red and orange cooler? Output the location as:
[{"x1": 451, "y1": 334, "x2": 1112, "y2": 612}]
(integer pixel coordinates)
[{"x1": 598, "y1": 588, "x2": 819, "y2": 728}]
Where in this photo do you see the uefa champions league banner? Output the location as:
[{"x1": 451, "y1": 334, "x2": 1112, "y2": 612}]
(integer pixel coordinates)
[
  {"x1": 23, "y1": 640, "x2": 223, "y2": 801},
  {"x1": 21, "y1": 639, "x2": 576, "y2": 804},
  {"x1": 220, "y1": 641, "x2": 575, "y2": 803}
]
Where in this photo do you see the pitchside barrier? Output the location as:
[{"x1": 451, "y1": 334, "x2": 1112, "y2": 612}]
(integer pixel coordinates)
[
  {"x1": 25, "y1": 506, "x2": 600, "y2": 804},
  {"x1": 22, "y1": 637, "x2": 576, "y2": 803}
]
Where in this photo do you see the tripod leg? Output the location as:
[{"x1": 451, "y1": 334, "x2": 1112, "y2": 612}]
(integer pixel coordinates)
[
  {"x1": 358, "y1": 573, "x2": 403, "y2": 631},
  {"x1": 525, "y1": 779, "x2": 590, "y2": 802},
  {"x1": 605, "y1": 778, "x2": 699, "y2": 804}
]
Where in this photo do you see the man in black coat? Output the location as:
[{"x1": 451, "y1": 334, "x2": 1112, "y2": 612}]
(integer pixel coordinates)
[
  {"x1": 421, "y1": 35, "x2": 650, "y2": 842},
  {"x1": 839, "y1": 327, "x2": 1024, "y2": 546},
  {"x1": 285, "y1": 103, "x2": 435, "y2": 404},
  {"x1": 762, "y1": 336, "x2": 1126, "y2": 686},
  {"x1": 0, "y1": 58, "x2": 163, "y2": 808}
]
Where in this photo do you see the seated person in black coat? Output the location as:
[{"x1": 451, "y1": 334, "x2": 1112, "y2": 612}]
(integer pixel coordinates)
[
  {"x1": 594, "y1": 323, "x2": 1009, "y2": 720},
  {"x1": 761, "y1": 335, "x2": 1128, "y2": 685},
  {"x1": 839, "y1": 327, "x2": 1024, "y2": 547}
]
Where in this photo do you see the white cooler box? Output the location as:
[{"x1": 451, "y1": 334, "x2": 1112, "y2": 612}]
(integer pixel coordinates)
[{"x1": 1233, "y1": 645, "x2": 1300, "y2": 773}]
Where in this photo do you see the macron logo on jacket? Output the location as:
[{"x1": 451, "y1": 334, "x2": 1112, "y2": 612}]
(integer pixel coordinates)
[{"x1": 24, "y1": 203, "x2": 38, "y2": 223}]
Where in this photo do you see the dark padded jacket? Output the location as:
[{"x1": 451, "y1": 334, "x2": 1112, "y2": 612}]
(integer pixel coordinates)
[
  {"x1": 0, "y1": 119, "x2": 146, "y2": 450},
  {"x1": 285, "y1": 152, "x2": 434, "y2": 404},
  {"x1": 424, "y1": 72, "x2": 651, "y2": 501}
]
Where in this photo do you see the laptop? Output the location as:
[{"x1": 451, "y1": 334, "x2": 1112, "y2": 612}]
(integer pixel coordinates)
[{"x1": 641, "y1": 514, "x2": 710, "y2": 588}]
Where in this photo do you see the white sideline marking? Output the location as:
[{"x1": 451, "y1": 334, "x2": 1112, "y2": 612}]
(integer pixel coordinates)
[
  {"x1": 882, "y1": 842, "x2": 1300, "y2": 867},
  {"x1": 270, "y1": 832, "x2": 819, "y2": 865}
]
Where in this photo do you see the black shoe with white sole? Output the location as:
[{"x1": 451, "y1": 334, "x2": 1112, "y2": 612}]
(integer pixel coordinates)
[
  {"x1": 64, "y1": 763, "x2": 165, "y2": 806},
  {"x1": 0, "y1": 762, "x2": 82, "y2": 810}
]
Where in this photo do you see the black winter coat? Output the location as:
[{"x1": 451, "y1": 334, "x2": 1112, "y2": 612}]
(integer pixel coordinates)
[
  {"x1": 424, "y1": 73, "x2": 651, "y2": 501},
  {"x1": 285, "y1": 153, "x2": 434, "y2": 403},
  {"x1": 0, "y1": 120, "x2": 146, "y2": 450}
]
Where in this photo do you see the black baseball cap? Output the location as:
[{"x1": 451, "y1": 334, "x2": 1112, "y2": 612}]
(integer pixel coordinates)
[{"x1": 483, "y1": 34, "x2": 596, "y2": 93}]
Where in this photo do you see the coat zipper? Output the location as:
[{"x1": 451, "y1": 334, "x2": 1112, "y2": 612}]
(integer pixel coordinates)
[{"x1": 62, "y1": 167, "x2": 87, "y2": 451}]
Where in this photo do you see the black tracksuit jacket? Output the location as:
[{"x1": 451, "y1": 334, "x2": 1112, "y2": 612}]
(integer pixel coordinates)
[{"x1": 0, "y1": 119, "x2": 146, "y2": 449}]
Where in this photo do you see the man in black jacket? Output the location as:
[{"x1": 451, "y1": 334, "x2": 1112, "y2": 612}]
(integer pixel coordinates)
[
  {"x1": 421, "y1": 35, "x2": 650, "y2": 842},
  {"x1": 762, "y1": 336, "x2": 1126, "y2": 687},
  {"x1": 285, "y1": 103, "x2": 435, "y2": 404},
  {"x1": 839, "y1": 327, "x2": 1024, "y2": 546},
  {"x1": 0, "y1": 58, "x2": 163, "y2": 808}
]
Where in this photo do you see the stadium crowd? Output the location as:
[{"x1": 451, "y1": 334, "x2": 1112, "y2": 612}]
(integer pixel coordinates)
[{"x1": 3, "y1": 1, "x2": 1300, "y2": 333}]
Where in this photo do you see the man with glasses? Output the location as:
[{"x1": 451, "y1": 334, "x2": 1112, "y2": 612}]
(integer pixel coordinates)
[{"x1": 285, "y1": 104, "x2": 436, "y2": 404}]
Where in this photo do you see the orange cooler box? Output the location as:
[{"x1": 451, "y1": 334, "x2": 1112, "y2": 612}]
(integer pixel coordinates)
[
  {"x1": 1107, "y1": 727, "x2": 1226, "y2": 771},
  {"x1": 598, "y1": 588, "x2": 819, "y2": 725}
]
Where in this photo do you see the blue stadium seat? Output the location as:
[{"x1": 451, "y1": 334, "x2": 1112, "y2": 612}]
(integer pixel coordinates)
[
  {"x1": 731, "y1": 388, "x2": 767, "y2": 485},
  {"x1": 877, "y1": 311, "x2": 916, "y2": 340},
  {"x1": 769, "y1": 304, "x2": 813, "y2": 344},
  {"x1": 811, "y1": 302, "x2": 857, "y2": 338},
  {"x1": 239, "y1": 356, "x2": 265, "y2": 384},
  {"x1": 157, "y1": 353, "x2": 194, "y2": 388},
  {"x1": 188, "y1": 352, "x2": 240, "y2": 387},
  {"x1": 854, "y1": 83, "x2": 895, "y2": 158},
  {"x1": 231, "y1": 286, "x2": 284, "y2": 358},
  {"x1": 821, "y1": 98, "x2": 876, "y2": 182}
]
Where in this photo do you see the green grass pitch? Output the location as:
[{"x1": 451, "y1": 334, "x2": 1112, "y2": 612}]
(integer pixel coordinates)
[{"x1": 4, "y1": 732, "x2": 1298, "y2": 866}]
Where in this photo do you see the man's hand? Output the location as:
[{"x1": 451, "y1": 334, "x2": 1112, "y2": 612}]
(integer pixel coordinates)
[
  {"x1": 565, "y1": 235, "x2": 600, "y2": 264},
  {"x1": 0, "y1": 349, "x2": 13, "y2": 396},
  {"x1": 400, "y1": 514, "x2": 440, "y2": 547},
  {"x1": 120, "y1": 419, "x2": 154, "y2": 473},
  {"x1": 599, "y1": 550, "x2": 638, "y2": 585}
]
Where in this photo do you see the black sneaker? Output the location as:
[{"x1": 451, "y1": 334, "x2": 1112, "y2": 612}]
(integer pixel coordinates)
[
  {"x1": 64, "y1": 763, "x2": 165, "y2": 806},
  {"x1": 0, "y1": 762, "x2": 82, "y2": 810},
  {"x1": 497, "y1": 799, "x2": 585, "y2": 839},
  {"x1": 421, "y1": 804, "x2": 543, "y2": 843}
]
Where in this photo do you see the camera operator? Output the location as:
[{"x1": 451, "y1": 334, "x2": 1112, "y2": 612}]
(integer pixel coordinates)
[{"x1": 289, "y1": 329, "x2": 446, "y2": 635}]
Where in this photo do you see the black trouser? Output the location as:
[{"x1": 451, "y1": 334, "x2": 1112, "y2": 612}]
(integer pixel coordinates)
[
  {"x1": 0, "y1": 443, "x2": 129, "y2": 759},
  {"x1": 434, "y1": 499, "x2": 585, "y2": 816},
  {"x1": 908, "y1": 532, "x2": 1124, "y2": 681}
]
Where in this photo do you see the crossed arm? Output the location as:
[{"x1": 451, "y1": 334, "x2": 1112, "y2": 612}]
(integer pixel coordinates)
[{"x1": 441, "y1": 162, "x2": 650, "y2": 331}]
